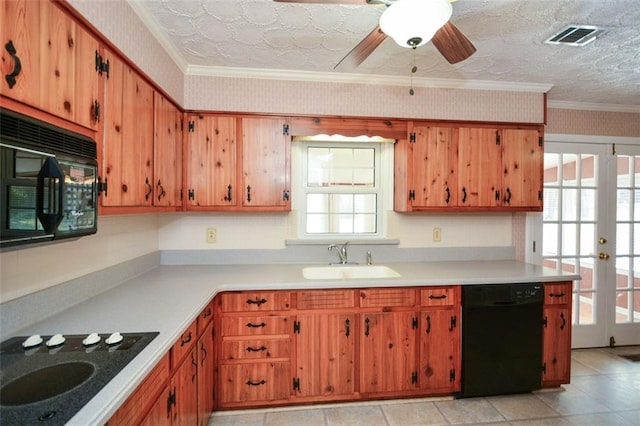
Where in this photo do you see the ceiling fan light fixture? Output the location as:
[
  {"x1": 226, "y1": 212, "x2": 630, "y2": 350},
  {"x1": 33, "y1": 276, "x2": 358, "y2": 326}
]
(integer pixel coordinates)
[{"x1": 379, "y1": 0, "x2": 452, "y2": 48}]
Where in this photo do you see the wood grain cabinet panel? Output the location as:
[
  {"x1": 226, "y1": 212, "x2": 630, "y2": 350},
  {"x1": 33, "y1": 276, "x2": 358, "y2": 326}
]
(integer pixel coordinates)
[
  {"x1": 542, "y1": 281, "x2": 572, "y2": 387},
  {"x1": 296, "y1": 290, "x2": 355, "y2": 310},
  {"x1": 221, "y1": 338, "x2": 290, "y2": 361},
  {"x1": 219, "y1": 362, "x2": 291, "y2": 405},
  {"x1": 219, "y1": 292, "x2": 290, "y2": 312},
  {"x1": 457, "y1": 127, "x2": 503, "y2": 208},
  {"x1": 197, "y1": 322, "x2": 215, "y2": 426},
  {"x1": 154, "y1": 93, "x2": 183, "y2": 208},
  {"x1": 421, "y1": 287, "x2": 457, "y2": 306},
  {"x1": 294, "y1": 313, "x2": 356, "y2": 398},
  {"x1": 419, "y1": 306, "x2": 461, "y2": 393},
  {"x1": 359, "y1": 288, "x2": 416, "y2": 308},
  {"x1": 221, "y1": 315, "x2": 290, "y2": 337}
]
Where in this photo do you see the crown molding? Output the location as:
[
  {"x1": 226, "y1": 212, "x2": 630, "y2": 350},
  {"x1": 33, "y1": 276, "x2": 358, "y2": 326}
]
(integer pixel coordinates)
[
  {"x1": 186, "y1": 65, "x2": 553, "y2": 94},
  {"x1": 125, "y1": 0, "x2": 189, "y2": 74},
  {"x1": 548, "y1": 100, "x2": 640, "y2": 114}
]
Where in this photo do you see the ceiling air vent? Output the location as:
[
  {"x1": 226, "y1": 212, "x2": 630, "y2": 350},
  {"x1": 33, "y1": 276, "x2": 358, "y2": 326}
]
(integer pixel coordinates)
[{"x1": 544, "y1": 25, "x2": 605, "y2": 46}]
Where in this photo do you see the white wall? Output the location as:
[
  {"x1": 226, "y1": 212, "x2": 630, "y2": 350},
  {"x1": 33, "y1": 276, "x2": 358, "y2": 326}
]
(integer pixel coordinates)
[{"x1": 0, "y1": 215, "x2": 159, "y2": 303}]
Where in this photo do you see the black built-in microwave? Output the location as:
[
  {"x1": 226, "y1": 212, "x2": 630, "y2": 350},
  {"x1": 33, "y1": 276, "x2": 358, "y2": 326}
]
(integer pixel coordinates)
[{"x1": 0, "y1": 108, "x2": 98, "y2": 249}]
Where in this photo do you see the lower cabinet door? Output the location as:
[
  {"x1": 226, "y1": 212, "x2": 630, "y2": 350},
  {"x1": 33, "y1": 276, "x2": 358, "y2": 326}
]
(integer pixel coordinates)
[
  {"x1": 542, "y1": 306, "x2": 572, "y2": 386},
  {"x1": 219, "y1": 362, "x2": 290, "y2": 405},
  {"x1": 173, "y1": 348, "x2": 199, "y2": 426},
  {"x1": 140, "y1": 387, "x2": 172, "y2": 426},
  {"x1": 197, "y1": 322, "x2": 215, "y2": 426},
  {"x1": 419, "y1": 308, "x2": 460, "y2": 393}
]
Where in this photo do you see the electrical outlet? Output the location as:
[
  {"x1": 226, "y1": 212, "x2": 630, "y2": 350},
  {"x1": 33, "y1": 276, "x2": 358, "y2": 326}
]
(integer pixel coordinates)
[
  {"x1": 206, "y1": 228, "x2": 216, "y2": 244},
  {"x1": 433, "y1": 227, "x2": 442, "y2": 242}
]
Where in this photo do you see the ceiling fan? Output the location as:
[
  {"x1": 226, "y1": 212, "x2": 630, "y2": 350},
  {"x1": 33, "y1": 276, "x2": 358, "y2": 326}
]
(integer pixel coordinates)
[{"x1": 274, "y1": 0, "x2": 476, "y2": 71}]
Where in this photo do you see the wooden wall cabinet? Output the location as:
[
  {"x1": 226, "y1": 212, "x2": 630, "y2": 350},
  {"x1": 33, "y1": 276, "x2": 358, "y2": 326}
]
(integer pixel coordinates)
[
  {"x1": 100, "y1": 49, "x2": 154, "y2": 208},
  {"x1": 1, "y1": 0, "x2": 101, "y2": 130},
  {"x1": 542, "y1": 281, "x2": 573, "y2": 387},
  {"x1": 154, "y1": 93, "x2": 183, "y2": 208},
  {"x1": 395, "y1": 123, "x2": 543, "y2": 212},
  {"x1": 185, "y1": 115, "x2": 291, "y2": 211}
]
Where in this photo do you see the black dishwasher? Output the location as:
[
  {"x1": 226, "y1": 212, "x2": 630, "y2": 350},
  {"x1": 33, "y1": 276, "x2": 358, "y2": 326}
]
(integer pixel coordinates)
[{"x1": 458, "y1": 283, "x2": 544, "y2": 398}]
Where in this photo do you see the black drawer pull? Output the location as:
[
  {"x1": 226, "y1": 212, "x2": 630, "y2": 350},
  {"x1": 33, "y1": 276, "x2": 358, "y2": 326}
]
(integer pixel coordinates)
[
  {"x1": 426, "y1": 315, "x2": 431, "y2": 334},
  {"x1": 246, "y1": 379, "x2": 267, "y2": 386},
  {"x1": 549, "y1": 292, "x2": 565, "y2": 298},
  {"x1": 246, "y1": 322, "x2": 267, "y2": 328},
  {"x1": 428, "y1": 294, "x2": 447, "y2": 300},
  {"x1": 180, "y1": 331, "x2": 192, "y2": 346},
  {"x1": 246, "y1": 345, "x2": 268, "y2": 352},
  {"x1": 202, "y1": 307, "x2": 212, "y2": 318},
  {"x1": 560, "y1": 312, "x2": 567, "y2": 330},
  {"x1": 246, "y1": 298, "x2": 267, "y2": 306}
]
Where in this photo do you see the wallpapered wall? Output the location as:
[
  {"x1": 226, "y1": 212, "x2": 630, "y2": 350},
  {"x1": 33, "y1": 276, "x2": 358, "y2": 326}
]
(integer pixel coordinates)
[{"x1": 547, "y1": 108, "x2": 640, "y2": 137}]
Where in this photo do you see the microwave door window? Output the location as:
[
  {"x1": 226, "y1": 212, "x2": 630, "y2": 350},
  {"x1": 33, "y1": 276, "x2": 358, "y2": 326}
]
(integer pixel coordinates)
[{"x1": 8, "y1": 186, "x2": 42, "y2": 231}]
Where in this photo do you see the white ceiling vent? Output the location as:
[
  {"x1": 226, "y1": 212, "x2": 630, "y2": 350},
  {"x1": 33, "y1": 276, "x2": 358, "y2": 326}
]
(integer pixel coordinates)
[{"x1": 544, "y1": 25, "x2": 606, "y2": 46}]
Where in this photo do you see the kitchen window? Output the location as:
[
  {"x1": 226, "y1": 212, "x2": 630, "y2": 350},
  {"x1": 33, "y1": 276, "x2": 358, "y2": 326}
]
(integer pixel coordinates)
[{"x1": 294, "y1": 138, "x2": 393, "y2": 239}]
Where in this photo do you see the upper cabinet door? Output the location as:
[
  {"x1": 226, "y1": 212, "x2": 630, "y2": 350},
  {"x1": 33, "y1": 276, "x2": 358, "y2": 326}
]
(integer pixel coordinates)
[
  {"x1": 186, "y1": 114, "x2": 237, "y2": 208},
  {"x1": 101, "y1": 50, "x2": 154, "y2": 207},
  {"x1": 1, "y1": 0, "x2": 100, "y2": 130},
  {"x1": 457, "y1": 127, "x2": 503, "y2": 208},
  {"x1": 501, "y1": 128, "x2": 543, "y2": 209},
  {"x1": 154, "y1": 93, "x2": 183, "y2": 207},
  {"x1": 241, "y1": 117, "x2": 291, "y2": 210},
  {"x1": 411, "y1": 125, "x2": 457, "y2": 208}
]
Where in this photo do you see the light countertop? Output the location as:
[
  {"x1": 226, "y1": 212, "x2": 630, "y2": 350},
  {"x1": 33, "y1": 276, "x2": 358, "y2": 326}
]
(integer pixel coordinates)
[{"x1": 12, "y1": 260, "x2": 580, "y2": 425}]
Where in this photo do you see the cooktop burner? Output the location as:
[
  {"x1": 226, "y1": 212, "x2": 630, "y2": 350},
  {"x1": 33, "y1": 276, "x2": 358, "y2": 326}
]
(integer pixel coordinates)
[{"x1": 0, "y1": 332, "x2": 158, "y2": 425}]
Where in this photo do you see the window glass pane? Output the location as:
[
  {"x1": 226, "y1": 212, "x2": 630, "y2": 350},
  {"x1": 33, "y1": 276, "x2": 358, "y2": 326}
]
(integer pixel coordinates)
[
  {"x1": 306, "y1": 213, "x2": 328, "y2": 233},
  {"x1": 580, "y1": 154, "x2": 596, "y2": 185},
  {"x1": 580, "y1": 224, "x2": 595, "y2": 256},
  {"x1": 615, "y1": 291, "x2": 631, "y2": 323},
  {"x1": 581, "y1": 189, "x2": 596, "y2": 221},
  {"x1": 562, "y1": 188, "x2": 577, "y2": 221},
  {"x1": 617, "y1": 189, "x2": 632, "y2": 221},
  {"x1": 562, "y1": 223, "x2": 577, "y2": 256},
  {"x1": 354, "y1": 214, "x2": 377, "y2": 233},
  {"x1": 543, "y1": 223, "x2": 558, "y2": 256},
  {"x1": 617, "y1": 223, "x2": 630, "y2": 255},
  {"x1": 307, "y1": 194, "x2": 328, "y2": 213},
  {"x1": 544, "y1": 153, "x2": 560, "y2": 185},
  {"x1": 307, "y1": 147, "x2": 375, "y2": 187},
  {"x1": 615, "y1": 256, "x2": 631, "y2": 289},
  {"x1": 353, "y1": 168, "x2": 374, "y2": 186},
  {"x1": 635, "y1": 189, "x2": 640, "y2": 222},
  {"x1": 617, "y1": 156, "x2": 631, "y2": 187},
  {"x1": 543, "y1": 188, "x2": 559, "y2": 221},
  {"x1": 332, "y1": 214, "x2": 354, "y2": 233},
  {"x1": 354, "y1": 194, "x2": 376, "y2": 213},
  {"x1": 562, "y1": 154, "x2": 578, "y2": 186},
  {"x1": 330, "y1": 194, "x2": 354, "y2": 213}
]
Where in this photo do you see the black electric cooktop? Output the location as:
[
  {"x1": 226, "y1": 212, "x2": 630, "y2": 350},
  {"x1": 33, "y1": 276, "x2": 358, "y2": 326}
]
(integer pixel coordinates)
[{"x1": 0, "y1": 332, "x2": 158, "y2": 425}]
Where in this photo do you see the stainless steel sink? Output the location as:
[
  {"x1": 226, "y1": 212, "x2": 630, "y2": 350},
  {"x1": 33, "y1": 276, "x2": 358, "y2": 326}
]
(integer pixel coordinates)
[{"x1": 302, "y1": 265, "x2": 401, "y2": 280}]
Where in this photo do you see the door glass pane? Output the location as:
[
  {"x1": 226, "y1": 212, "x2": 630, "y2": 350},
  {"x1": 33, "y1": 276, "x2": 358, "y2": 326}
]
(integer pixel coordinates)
[
  {"x1": 616, "y1": 224, "x2": 630, "y2": 255},
  {"x1": 581, "y1": 189, "x2": 596, "y2": 221},
  {"x1": 543, "y1": 223, "x2": 558, "y2": 256},
  {"x1": 562, "y1": 154, "x2": 578, "y2": 186},
  {"x1": 617, "y1": 189, "x2": 632, "y2": 221},
  {"x1": 562, "y1": 188, "x2": 578, "y2": 221},
  {"x1": 562, "y1": 224, "x2": 577, "y2": 256},
  {"x1": 544, "y1": 188, "x2": 559, "y2": 220},
  {"x1": 580, "y1": 224, "x2": 595, "y2": 256}
]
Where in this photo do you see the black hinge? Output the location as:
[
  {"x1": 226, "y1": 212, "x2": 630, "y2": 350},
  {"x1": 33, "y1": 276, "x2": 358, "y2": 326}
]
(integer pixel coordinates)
[
  {"x1": 188, "y1": 120, "x2": 195, "y2": 132},
  {"x1": 409, "y1": 189, "x2": 415, "y2": 201},
  {"x1": 538, "y1": 190, "x2": 543, "y2": 201},
  {"x1": 409, "y1": 132, "x2": 416, "y2": 143},
  {"x1": 95, "y1": 50, "x2": 109, "y2": 78},
  {"x1": 412, "y1": 317, "x2": 418, "y2": 329},
  {"x1": 496, "y1": 132, "x2": 501, "y2": 145},
  {"x1": 282, "y1": 190, "x2": 290, "y2": 201},
  {"x1": 97, "y1": 177, "x2": 108, "y2": 197},
  {"x1": 283, "y1": 124, "x2": 290, "y2": 135},
  {"x1": 450, "y1": 315, "x2": 457, "y2": 331},
  {"x1": 542, "y1": 362, "x2": 547, "y2": 373},
  {"x1": 449, "y1": 369, "x2": 456, "y2": 382},
  {"x1": 293, "y1": 320, "x2": 300, "y2": 334},
  {"x1": 542, "y1": 316, "x2": 548, "y2": 327},
  {"x1": 539, "y1": 136, "x2": 543, "y2": 147},
  {"x1": 92, "y1": 100, "x2": 100, "y2": 122},
  {"x1": 188, "y1": 189, "x2": 195, "y2": 201},
  {"x1": 293, "y1": 377, "x2": 300, "y2": 391},
  {"x1": 411, "y1": 371, "x2": 418, "y2": 384},
  {"x1": 167, "y1": 386, "x2": 176, "y2": 417}
]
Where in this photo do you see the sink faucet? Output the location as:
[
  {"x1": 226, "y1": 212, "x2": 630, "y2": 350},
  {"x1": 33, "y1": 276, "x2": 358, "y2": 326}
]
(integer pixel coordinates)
[{"x1": 328, "y1": 241, "x2": 350, "y2": 264}]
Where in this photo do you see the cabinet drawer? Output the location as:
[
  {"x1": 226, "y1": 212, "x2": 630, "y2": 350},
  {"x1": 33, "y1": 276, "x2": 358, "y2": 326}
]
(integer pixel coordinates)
[
  {"x1": 197, "y1": 300, "x2": 215, "y2": 335},
  {"x1": 544, "y1": 283, "x2": 571, "y2": 305},
  {"x1": 171, "y1": 321, "x2": 197, "y2": 369},
  {"x1": 219, "y1": 292, "x2": 290, "y2": 312},
  {"x1": 221, "y1": 338, "x2": 290, "y2": 361},
  {"x1": 297, "y1": 290, "x2": 355, "y2": 310},
  {"x1": 219, "y1": 362, "x2": 291, "y2": 404},
  {"x1": 421, "y1": 287, "x2": 457, "y2": 306},
  {"x1": 221, "y1": 315, "x2": 290, "y2": 336},
  {"x1": 359, "y1": 288, "x2": 416, "y2": 308}
]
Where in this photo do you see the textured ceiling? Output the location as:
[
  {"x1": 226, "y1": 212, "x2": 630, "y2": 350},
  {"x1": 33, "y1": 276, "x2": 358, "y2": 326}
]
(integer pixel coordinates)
[{"x1": 132, "y1": 0, "x2": 640, "y2": 109}]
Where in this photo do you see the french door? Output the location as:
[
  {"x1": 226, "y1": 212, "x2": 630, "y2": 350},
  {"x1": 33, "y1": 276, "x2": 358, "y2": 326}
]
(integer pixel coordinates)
[{"x1": 542, "y1": 141, "x2": 640, "y2": 348}]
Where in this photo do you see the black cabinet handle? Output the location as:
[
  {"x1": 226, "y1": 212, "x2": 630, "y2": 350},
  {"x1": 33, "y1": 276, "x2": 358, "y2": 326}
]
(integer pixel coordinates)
[
  {"x1": 145, "y1": 177, "x2": 153, "y2": 201},
  {"x1": 246, "y1": 345, "x2": 268, "y2": 352},
  {"x1": 246, "y1": 322, "x2": 267, "y2": 328},
  {"x1": 200, "y1": 342, "x2": 207, "y2": 365},
  {"x1": 203, "y1": 307, "x2": 212, "y2": 319},
  {"x1": 156, "y1": 180, "x2": 166, "y2": 201},
  {"x1": 429, "y1": 294, "x2": 447, "y2": 300},
  {"x1": 180, "y1": 331, "x2": 192, "y2": 346},
  {"x1": 445, "y1": 187, "x2": 451, "y2": 204},
  {"x1": 560, "y1": 312, "x2": 566, "y2": 331},
  {"x1": 462, "y1": 187, "x2": 467, "y2": 203},
  {"x1": 426, "y1": 315, "x2": 431, "y2": 334},
  {"x1": 505, "y1": 187, "x2": 512, "y2": 203},
  {"x1": 246, "y1": 379, "x2": 267, "y2": 386},
  {"x1": 345, "y1": 318, "x2": 350, "y2": 338},
  {"x1": 364, "y1": 317, "x2": 370, "y2": 337},
  {"x1": 246, "y1": 185, "x2": 251, "y2": 202},
  {"x1": 4, "y1": 40, "x2": 22, "y2": 89},
  {"x1": 246, "y1": 298, "x2": 267, "y2": 306},
  {"x1": 225, "y1": 184, "x2": 233, "y2": 202}
]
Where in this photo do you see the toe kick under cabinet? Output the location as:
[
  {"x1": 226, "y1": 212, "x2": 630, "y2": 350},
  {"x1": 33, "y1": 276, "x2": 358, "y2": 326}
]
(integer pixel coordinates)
[{"x1": 213, "y1": 286, "x2": 463, "y2": 410}]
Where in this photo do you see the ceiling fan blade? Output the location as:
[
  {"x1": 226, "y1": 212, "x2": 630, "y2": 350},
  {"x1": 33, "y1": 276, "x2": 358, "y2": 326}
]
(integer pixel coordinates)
[
  {"x1": 274, "y1": 0, "x2": 370, "y2": 4},
  {"x1": 431, "y1": 21, "x2": 476, "y2": 64},
  {"x1": 334, "y1": 25, "x2": 388, "y2": 71}
]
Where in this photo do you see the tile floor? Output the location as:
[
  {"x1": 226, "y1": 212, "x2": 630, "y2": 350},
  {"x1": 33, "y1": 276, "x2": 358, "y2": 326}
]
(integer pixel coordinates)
[{"x1": 210, "y1": 346, "x2": 640, "y2": 425}]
